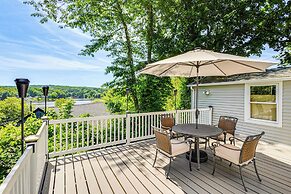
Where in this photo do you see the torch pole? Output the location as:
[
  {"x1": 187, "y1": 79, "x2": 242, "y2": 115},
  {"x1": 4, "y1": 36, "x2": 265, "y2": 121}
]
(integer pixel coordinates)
[{"x1": 21, "y1": 97, "x2": 24, "y2": 154}]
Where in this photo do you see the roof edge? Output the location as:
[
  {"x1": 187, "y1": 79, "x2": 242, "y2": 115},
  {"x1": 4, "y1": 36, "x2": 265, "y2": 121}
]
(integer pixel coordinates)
[{"x1": 187, "y1": 77, "x2": 291, "y2": 87}]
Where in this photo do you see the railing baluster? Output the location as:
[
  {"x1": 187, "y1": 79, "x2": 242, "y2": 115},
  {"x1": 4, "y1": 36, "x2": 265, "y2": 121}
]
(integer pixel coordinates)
[
  {"x1": 82, "y1": 121, "x2": 84, "y2": 148},
  {"x1": 77, "y1": 122, "x2": 79, "y2": 148},
  {"x1": 101, "y1": 120, "x2": 103, "y2": 144},
  {"x1": 71, "y1": 122, "x2": 73, "y2": 149},
  {"x1": 133, "y1": 116, "x2": 136, "y2": 138},
  {"x1": 65, "y1": 122, "x2": 68, "y2": 151},
  {"x1": 121, "y1": 117, "x2": 124, "y2": 140},
  {"x1": 87, "y1": 121, "x2": 89, "y2": 146},
  {"x1": 91, "y1": 120, "x2": 94, "y2": 146},
  {"x1": 114, "y1": 118, "x2": 116, "y2": 142},
  {"x1": 105, "y1": 119, "x2": 108, "y2": 143},
  {"x1": 110, "y1": 118, "x2": 112, "y2": 142},
  {"x1": 53, "y1": 124, "x2": 56, "y2": 153},
  {"x1": 141, "y1": 115, "x2": 144, "y2": 137},
  {"x1": 118, "y1": 118, "x2": 120, "y2": 141},
  {"x1": 60, "y1": 123, "x2": 62, "y2": 152},
  {"x1": 96, "y1": 120, "x2": 99, "y2": 145}
]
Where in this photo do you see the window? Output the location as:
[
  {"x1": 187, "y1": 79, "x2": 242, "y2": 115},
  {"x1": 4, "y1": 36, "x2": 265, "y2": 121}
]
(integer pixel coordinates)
[{"x1": 245, "y1": 82, "x2": 282, "y2": 127}]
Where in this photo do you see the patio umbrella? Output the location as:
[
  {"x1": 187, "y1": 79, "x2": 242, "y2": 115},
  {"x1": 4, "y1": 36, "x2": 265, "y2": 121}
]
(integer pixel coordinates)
[{"x1": 139, "y1": 49, "x2": 276, "y2": 129}]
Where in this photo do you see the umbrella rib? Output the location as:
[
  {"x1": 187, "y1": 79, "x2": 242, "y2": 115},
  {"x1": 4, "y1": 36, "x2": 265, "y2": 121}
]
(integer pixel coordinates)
[
  {"x1": 213, "y1": 63, "x2": 227, "y2": 76},
  {"x1": 228, "y1": 60, "x2": 265, "y2": 71},
  {"x1": 140, "y1": 63, "x2": 161, "y2": 72},
  {"x1": 158, "y1": 63, "x2": 179, "y2": 76}
]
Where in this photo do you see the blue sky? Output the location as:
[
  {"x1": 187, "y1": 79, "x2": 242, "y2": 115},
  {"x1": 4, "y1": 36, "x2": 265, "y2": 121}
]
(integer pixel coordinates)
[
  {"x1": 0, "y1": 0, "x2": 278, "y2": 87},
  {"x1": 0, "y1": 0, "x2": 112, "y2": 87}
]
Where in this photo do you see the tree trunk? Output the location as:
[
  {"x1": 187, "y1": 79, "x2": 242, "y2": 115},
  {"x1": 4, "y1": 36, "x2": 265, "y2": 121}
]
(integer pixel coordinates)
[
  {"x1": 116, "y1": 0, "x2": 139, "y2": 111},
  {"x1": 146, "y1": 1, "x2": 154, "y2": 63}
]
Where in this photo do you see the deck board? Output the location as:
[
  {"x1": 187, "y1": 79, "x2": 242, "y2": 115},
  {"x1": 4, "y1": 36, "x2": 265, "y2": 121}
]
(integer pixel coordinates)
[
  {"x1": 42, "y1": 139, "x2": 291, "y2": 194},
  {"x1": 54, "y1": 157, "x2": 65, "y2": 194},
  {"x1": 64, "y1": 156, "x2": 77, "y2": 194},
  {"x1": 79, "y1": 153, "x2": 101, "y2": 194},
  {"x1": 72, "y1": 155, "x2": 89, "y2": 194}
]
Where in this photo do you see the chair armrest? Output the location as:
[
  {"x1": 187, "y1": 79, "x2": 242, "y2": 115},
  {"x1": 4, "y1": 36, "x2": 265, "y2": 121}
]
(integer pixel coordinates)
[
  {"x1": 162, "y1": 126, "x2": 172, "y2": 130},
  {"x1": 219, "y1": 144, "x2": 241, "y2": 151},
  {"x1": 209, "y1": 141, "x2": 221, "y2": 151},
  {"x1": 229, "y1": 136, "x2": 244, "y2": 143}
]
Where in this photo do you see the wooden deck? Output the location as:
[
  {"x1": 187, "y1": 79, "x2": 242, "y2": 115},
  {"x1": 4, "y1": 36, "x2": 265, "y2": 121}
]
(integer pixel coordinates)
[{"x1": 41, "y1": 139, "x2": 291, "y2": 194}]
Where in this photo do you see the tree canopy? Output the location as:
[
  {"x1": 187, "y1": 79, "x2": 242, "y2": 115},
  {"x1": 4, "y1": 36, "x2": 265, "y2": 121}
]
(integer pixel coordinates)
[{"x1": 25, "y1": 0, "x2": 290, "y2": 113}]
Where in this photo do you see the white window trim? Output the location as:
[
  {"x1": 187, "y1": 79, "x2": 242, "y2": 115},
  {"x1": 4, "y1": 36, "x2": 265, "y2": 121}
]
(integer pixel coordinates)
[{"x1": 244, "y1": 82, "x2": 283, "y2": 128}]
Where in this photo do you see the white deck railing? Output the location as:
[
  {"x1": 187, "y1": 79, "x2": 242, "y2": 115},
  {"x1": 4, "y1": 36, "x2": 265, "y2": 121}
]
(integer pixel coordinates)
[
  {"x1": 48, "y1": 108, "x2": 212, "y2": 157},
  {"x1": 0, "y1": 121, "x2": 48, "y2": 194},
  {"x1": 0, "y1": 108, "x2": 212, "y2": 193}
]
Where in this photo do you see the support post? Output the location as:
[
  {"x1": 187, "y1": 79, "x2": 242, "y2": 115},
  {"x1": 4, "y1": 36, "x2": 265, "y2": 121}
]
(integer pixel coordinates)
[
  {"x1": 42, "y1": 116, "x2": 49, "y2": 161},
  {"x1": 195, "y1": 66, "x2": 199, "y2": 129},
  {"x1": 175, "y1": 110, "x2": 179, "y2": 124},
  {"x1": 208, "y1": 106, "x2": 213, "y2": 125},
  {"x1": 25, "y1": 135, "x2": 39, "y2": 194},
  {"x1": 126, "y1": 112, "x2": 131, "y2": 145}
]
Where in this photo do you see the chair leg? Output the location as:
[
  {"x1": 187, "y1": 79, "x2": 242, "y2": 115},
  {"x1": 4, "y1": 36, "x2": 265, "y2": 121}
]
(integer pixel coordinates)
[
  {"x1": 205, "y1": 138, "x2": 208, "y2": 150},
  {"x1": 166, "y1": 158, "x2": 172, "y2": 179},
  {"x1": 153, "y1": 150, "x2": 158, "y2": 167},
  {"x1": 212, "y1": 156, "x2": 216, "y2": 175},
  {"x1": 239, "y1": 166, "x2": 247, "y2": 192},
  {"x1": 253, "y1": 159, "x2": 262, "y2": 182},
  {"x1": 189, "y1": 150, "x2": 192, "y2": 171},
  {"x1": 229, "y1": 162, "x2": 232, "y2": 167}
]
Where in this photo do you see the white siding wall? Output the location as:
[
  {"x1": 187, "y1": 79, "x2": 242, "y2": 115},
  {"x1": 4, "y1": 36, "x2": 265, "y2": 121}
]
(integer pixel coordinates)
[{"x1": 193, "y1": 81, "x2": 291, "y2": 145}]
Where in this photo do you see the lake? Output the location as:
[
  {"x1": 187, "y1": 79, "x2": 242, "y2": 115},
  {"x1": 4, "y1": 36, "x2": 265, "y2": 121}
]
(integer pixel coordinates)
[{"x1": 33, "y1": 99, "x2": 93, "y2": 108}]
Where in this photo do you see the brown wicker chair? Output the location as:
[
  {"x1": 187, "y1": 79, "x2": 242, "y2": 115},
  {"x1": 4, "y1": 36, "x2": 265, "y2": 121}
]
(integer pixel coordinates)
[
  {"x1": 161, "y1": 115, "x2": 181, "y2": 139},
  {"x1": 212, "y1": 132, "x2": 265, "y2": 191},
  {"x1": 212, "y1": 116, "x2": 238, "y2": 145},
  {"x1": 152, "y1": 126, "x2": 193, "y2": 178}
]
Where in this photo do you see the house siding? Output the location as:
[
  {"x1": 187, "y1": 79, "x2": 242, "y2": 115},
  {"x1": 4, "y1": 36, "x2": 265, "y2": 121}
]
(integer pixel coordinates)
[{"x1": 193, "y1": 81, "x2": 291, "y2": 145}]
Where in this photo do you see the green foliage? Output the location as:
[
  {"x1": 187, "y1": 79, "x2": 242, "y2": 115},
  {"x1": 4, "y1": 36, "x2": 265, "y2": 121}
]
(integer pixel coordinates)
[
  {"x1": 25, "y1": 0, "x2": 290, "y2": 113},
  {"x1": 0, "y1": 85, "x2": 103, "y2": 100},
  {"x1": 55, "y1": 98, "x2": 75, "y2": 119},
  {"x1": 79, "y1": 113, "x2": 91, "y2": 118},
  {"x1": 0, "y1": 97, "x2": 30, "y2": 124},
  {"x1": 0, "y1": 115, "x2": 42, "y2": 183},
  {"x1": 102, "y1": 88, "x2": 134, "y2": 114},
  {"x1": 46, "y1": 108, "x2": 58, "y2": 120}
]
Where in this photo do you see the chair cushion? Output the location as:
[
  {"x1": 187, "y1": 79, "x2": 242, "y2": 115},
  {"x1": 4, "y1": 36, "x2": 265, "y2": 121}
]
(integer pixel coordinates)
[
  {"x1": 171, "y1": 139, "x2": 189, "y2": 157},
  {"x1": 215, "y1": 144, "x2": 252, "y2": 165}
]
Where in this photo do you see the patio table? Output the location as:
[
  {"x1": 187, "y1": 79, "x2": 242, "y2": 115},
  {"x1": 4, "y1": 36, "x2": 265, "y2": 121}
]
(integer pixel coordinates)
[{"x1": 172, "y1": 124, "x2": 223, "y2": 170}]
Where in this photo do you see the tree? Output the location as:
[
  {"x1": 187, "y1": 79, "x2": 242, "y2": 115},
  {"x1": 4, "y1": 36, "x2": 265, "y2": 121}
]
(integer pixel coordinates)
[
  {"x1": 25, "y1": 0, "x2": 290, "y2": 113},
  {"x1": 55, "y1": 98, "x2": 75, "y2": 119},
  {"x1": 0, "y1": 97, "x2": 30, "y2": 124}
]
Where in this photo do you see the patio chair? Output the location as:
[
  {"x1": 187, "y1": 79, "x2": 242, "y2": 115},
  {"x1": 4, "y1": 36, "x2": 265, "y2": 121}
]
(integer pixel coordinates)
[
  {"x1": 211, "y1": 116, "x2": 238, "y2": 145},
  {"x1": 152, "y1": 126, "x2": 193, "y2": 178},
  {"x1": 161, "y1": 115, "x2": 182, "y2": 139},
  {"x1": 212, "y1": 132, "x2": 265, "y2": 192}
]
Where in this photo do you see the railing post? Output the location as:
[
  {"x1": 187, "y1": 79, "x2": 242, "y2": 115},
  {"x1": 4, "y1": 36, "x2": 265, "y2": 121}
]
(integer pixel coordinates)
[
  {"x1": 42, "y1": 116, "x2": 49, "y2": 162},
  {"x1": 126, "y1": 112, "x2": 131, "y2": 145},
  {"x1": 25, "y1": 135, "x2": 39, "y2": 194},
  {"x1": 208, "y1": 106, "x2": 213, "y2": 125},
  {"x1": 175, "y1": 110, "x2": 180, "y2": 124}
]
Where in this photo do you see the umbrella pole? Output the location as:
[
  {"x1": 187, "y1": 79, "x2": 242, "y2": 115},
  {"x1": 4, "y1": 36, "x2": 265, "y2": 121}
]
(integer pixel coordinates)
[{"x1": 195, "y1": 66, "x2": 199, "y2": 129}]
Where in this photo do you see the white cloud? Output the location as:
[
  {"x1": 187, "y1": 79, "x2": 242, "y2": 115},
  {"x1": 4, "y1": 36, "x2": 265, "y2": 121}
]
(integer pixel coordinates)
[{"x1": 0, "y1": 54, "x2": 104, "y2": 71}]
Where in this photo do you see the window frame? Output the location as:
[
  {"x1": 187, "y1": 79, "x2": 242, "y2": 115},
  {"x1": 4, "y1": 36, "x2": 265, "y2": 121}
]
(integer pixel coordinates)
[{"x1": 244, "y1": 82, "x2": 282, "y2": 127}]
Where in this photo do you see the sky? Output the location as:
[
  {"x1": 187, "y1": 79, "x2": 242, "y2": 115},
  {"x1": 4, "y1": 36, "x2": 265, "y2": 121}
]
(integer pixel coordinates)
[{"x1": 0, "y1": 0, "x2": 279, "y2": 87}]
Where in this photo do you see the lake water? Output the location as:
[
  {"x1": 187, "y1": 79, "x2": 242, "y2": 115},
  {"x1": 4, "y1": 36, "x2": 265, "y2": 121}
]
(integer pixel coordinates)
[{"x1": 33, "y1": 99, "x2": 93, "y2": 108}]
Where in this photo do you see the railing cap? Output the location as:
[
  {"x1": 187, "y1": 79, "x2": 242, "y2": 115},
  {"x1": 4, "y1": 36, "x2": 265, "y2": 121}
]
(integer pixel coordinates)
[{"x1": 25, "y1": 135, "x2": 39, "y2": 143}]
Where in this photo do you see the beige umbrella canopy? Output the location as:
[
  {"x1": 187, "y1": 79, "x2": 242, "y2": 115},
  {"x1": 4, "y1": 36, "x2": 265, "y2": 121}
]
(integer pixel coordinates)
[{"x1": 139, "y1": 49, "x2": 276, "y2": 128}]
